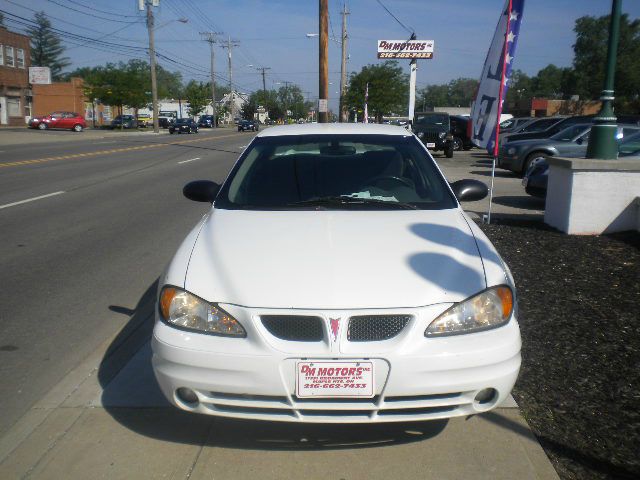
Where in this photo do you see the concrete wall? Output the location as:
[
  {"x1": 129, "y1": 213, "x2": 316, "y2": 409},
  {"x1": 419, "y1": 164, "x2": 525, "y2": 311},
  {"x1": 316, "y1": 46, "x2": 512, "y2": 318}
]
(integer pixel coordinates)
[
  {"x1": 545, "y1": 157, "x2": 640, "y2": 234},
  {"x1": 33, "y1": 78, "x2": 85, "y2": 116}
]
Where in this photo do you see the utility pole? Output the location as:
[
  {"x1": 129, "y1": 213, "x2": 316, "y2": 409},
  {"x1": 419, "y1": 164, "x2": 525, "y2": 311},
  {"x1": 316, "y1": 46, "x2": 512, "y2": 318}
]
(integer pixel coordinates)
[
  {"x1": 339, "y1": 2, "x2": 349, "y2": 122},
  {"x1": 256, "y1": 67, "x2": 271, "y2": 94},
  {"x1": 144, "y1": 0, "x2": 160, "y2": 133},
  {"x1": 201, "y1": 32, "x2": 222, "y2": 128},
  {"x1": 220, "y1": 36, "x2": 240, "y2": 122},
  {"x1": 318, "y1": 0, "x2": 329, "y2": 123}
]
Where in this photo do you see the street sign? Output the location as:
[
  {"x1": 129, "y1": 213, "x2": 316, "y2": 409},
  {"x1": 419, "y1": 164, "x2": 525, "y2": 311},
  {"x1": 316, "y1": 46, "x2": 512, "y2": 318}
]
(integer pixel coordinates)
[
  {"x1": 28, "y1": 67, "x2": 51, "y2": 84},
  {"x1": 377, "y1": 40, "x2": 434, "y2": 59},
  {"x1": 318, "y1": 99, "x2": 328, "y2": 113}
]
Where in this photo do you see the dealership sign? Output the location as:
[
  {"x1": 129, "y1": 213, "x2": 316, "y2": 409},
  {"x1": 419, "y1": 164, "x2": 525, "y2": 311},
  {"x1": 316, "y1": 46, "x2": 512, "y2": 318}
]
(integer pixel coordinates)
[
  {"x1": 29, "y1": 67, "x2": 52, "y2": 84},
  {"x1": 377, "y1": 40, "x2": 434, "y2": 59}
]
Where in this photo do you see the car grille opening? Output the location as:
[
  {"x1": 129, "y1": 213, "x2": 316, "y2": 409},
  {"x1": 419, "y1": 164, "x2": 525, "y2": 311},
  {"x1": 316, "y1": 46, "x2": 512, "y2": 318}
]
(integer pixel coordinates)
[
  {"x1": 261, "y1": 315, "x2": 324, "y2": 342},
  {"x1": 347, "y1": 315, "x2": 411, "y2": 342}
]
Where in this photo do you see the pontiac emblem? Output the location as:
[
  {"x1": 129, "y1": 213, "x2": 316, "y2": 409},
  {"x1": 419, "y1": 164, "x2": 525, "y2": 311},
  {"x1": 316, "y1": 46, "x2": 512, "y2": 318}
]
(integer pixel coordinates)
[{"x1": 329, "y1": 317, "x2": 341, "y2": 343}]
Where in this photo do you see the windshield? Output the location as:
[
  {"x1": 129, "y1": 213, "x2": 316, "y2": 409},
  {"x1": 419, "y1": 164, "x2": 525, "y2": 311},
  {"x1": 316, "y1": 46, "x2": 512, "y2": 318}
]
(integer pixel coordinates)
[
  {"x1": 176, "y1": 119, "x2": 189, "y2": 124},
  {"x1": 216, "y1": 134, "x2": 457, "y2": 210},
  {"x1": 550, "y1": 124, "x2": 590, "y2": 141},
  {"x1": 523, "y1": 118, "x2": 560, "y2": 132},
  {"x1": 414, "y1": 114, "x2": 448, "y2": 126}
]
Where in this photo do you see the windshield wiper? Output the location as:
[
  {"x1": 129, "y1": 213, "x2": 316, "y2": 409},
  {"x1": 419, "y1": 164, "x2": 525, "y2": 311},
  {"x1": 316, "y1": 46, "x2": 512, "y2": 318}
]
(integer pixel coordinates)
[{"x1": 288, "y1": 196, "x2": 418, "y2": 210}]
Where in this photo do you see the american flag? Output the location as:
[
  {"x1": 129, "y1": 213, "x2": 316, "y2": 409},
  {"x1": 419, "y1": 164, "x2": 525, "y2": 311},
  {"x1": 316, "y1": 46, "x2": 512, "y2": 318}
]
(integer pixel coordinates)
[{"x1": 470, "y1": 0, "x2": 526, "y2": 155}]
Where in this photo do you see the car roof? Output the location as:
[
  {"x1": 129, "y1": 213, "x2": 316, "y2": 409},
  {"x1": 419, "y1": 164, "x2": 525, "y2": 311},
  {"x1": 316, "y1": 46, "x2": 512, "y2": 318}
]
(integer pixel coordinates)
[{"x1": 256, "y1": 123, "x2": 413, "y2": 138}]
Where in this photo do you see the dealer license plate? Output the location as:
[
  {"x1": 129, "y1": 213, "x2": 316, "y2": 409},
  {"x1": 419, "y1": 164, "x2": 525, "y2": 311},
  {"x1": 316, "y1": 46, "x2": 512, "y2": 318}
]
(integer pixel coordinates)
[
  {"x1": 426, "y1": 142, "x2": 436, "y2": 148},
  {"x1": 296, "y1": 361, "x2": 374, "y2": 398}
]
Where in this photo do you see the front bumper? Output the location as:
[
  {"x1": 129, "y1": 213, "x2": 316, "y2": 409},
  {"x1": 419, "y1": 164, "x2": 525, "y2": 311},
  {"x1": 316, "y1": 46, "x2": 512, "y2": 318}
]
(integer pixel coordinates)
[
  {"x1": 152, "y1": 303, "x2": 521, "y2": 423},
  {"x1": 498, "y1": 152, "x2": 523, "y2": 172}
]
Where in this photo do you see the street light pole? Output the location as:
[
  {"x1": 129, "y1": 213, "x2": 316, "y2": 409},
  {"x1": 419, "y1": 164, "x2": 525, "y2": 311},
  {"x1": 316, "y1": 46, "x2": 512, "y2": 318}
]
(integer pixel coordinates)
[
  {"x1": 586, "y1": 0, "x2": 622, "y2": 160},
  {"x1": 146, "y1": 1, "x2": 160, "y2": 133},
  {"x1": 318, "y1": 0, "x2": 329, "y2": 123}
]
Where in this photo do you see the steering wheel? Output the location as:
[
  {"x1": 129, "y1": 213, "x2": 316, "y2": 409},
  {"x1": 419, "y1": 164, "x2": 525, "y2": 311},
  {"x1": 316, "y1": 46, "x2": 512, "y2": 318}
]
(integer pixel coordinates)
[{"x1": 366, "y1": 175, "x2": 414, "y2": 189}]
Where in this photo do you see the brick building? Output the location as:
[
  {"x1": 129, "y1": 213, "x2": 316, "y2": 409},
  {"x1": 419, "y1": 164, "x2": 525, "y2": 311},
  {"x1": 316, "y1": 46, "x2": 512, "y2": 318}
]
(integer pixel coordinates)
[
  {"x1": 0, "y1": 25, "x2": 31, "y2": 126},
  {"x1": 32, "y1": 77, "x2": 85, "y2": 117}
]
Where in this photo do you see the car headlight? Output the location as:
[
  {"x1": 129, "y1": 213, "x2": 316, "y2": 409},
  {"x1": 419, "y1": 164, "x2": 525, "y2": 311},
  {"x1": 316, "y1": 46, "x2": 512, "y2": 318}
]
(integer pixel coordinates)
[
  {"x1": 159, "y1": 286, "x2": 246, "y2": 337},
  {"x1": 439, "y1": 131, "x2": 447, "y2": 139},
  {"x1": 507, "y1": 147, "x2": 517, "y2": 155},
  {"x1": 425, "y1": 286, "x2": 514, "y2": 337}
]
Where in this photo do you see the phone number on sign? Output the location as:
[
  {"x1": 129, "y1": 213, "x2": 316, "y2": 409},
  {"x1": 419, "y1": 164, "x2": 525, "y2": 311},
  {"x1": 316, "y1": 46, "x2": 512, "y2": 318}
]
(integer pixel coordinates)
[
  {"x1": 303, "y1": 383, "x2": 368, "y2": 389},
  {"x1": 377, "y1": 52, "x2": 433, "y2": 59}
]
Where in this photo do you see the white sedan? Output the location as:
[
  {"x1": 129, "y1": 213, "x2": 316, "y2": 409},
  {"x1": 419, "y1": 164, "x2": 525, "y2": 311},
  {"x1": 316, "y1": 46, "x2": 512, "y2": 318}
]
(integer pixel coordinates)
[{"x1": 152, "y1": 123, "x2": 521, "y2": 423}]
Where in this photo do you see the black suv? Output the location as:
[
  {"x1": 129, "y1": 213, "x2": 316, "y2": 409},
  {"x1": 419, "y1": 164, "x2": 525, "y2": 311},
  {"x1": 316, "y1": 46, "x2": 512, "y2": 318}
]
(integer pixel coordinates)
[
  {"x1": 450, "y1": 115, "x2": 474, "y2": 151},
  {"x1": 412, "y1": 112, "x2": 454, "y2": 157},
  {"x1": 238, "y1": 119, "x2": 258, "y2": 132},
  {"x1": 198, "y1": 115, "x2": 215, "y2": 128}
]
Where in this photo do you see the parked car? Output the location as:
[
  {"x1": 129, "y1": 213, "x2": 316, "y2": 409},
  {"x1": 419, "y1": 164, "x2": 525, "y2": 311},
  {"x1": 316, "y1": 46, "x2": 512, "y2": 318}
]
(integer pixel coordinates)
[
  {"x1": 169, "y1": 118, "x2": 199, "y2": 134},
  {"x1": 412, "y1": 112, "x2": 454, "y2": 157},
  {"x1": 238, "y1": 119, "x2": 258, "y2": 132},
  {"x1": 198, "y1": 115, "x2": 215, "y2": 128},
  {"x1": 503, "y1": 115, "x2": 593, "y2": 144},
  {"x1": 489, "y1": 117, "x2": 566, "y2": 153},
  {"x1": 137, "y1": 113, "x2": 152, "y2": 128},
  {"x1": 28, "y1": 111, "x2": 86, "y2": 132},
  {"x1": 450, "y1": 115, "x2": 473, "y2": 151},
  {"x1": 522, "y1": 127, "x2": 640, "y2": 198},
  {"x1": 151, "y1": 123, "x2": 521, "y2": 423},
  {"x1": 111, "y1": 115, "x2": 138, "y2": 129}
]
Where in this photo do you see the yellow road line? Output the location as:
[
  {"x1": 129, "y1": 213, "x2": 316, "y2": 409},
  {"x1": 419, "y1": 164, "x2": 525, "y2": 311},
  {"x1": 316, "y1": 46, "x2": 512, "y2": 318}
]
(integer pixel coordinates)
[{"x1": 0, "y1": 133, "x2": 239, "y2": 169}]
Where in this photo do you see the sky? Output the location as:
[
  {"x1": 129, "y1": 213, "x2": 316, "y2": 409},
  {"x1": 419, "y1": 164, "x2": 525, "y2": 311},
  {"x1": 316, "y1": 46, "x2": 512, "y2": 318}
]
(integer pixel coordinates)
[{"x1": 2, "y1": 0, "x2": 639, "y2": 111}]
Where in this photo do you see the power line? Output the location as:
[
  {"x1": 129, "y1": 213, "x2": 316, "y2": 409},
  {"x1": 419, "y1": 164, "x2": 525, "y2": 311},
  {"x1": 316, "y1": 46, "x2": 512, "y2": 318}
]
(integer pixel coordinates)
[
  {"x1": 46, "y1": 0, "x2": 142, "y2": 24},
  {"x1": 56, "y1": 0, "x2": 141, "y2": 18},
  {"x1": 375, "y1": 0, "x2": 414, "y2": 35}
]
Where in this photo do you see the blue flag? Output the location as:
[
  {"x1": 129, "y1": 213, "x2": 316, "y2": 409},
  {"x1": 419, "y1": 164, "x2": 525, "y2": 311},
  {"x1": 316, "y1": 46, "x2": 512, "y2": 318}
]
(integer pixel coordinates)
[{"x1": 470, "y1": 0, "x2": 525, "y2": 154}]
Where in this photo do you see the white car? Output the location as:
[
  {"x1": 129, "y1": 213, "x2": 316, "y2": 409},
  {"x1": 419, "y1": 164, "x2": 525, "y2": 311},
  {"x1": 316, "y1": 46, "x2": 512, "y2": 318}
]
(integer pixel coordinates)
[{"x1": 152, "y1": 123, "x2": 521, "y2": 423}]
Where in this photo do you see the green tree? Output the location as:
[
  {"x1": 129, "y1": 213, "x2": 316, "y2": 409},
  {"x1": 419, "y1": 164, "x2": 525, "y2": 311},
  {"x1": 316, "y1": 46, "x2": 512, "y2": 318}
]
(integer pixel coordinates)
[
  {"x1": 27, "y1": 11, "x2": 70, "y2": 80},
  {"x1": 183, "y1": 80, "x2": 209, "y2": 117},
  {"x1": 345, "y1": 61, "x2": 408, "y2": 122},
  {"x1": 417, "y1": 84, "x2": 448, "y2": 110},
  {"x1": 241, "y1": 102, "x2": 256, "y2": 120},
  {"x1": 277, "y1": 84, "x2": 305, "y2": 120},
  {"x1": 573, "y1": 13, "x2": 640, "y2": 112},
  {"x1": 531, "y1": 64, "x2": 564, "y2": 98}
]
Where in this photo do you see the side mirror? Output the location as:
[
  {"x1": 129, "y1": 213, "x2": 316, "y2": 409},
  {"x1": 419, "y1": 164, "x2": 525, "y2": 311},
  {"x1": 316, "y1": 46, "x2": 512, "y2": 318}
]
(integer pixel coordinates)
[
  {"x1": 183, "y1": 180, "x2": 220, "y2": 203},
  {"x1": 450, "y1": 179, "x2": 488, "y2": 202}
]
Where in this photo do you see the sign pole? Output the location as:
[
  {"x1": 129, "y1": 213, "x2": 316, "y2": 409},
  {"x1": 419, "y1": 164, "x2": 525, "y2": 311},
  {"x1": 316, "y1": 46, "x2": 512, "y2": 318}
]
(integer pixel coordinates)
[
  {"x1": 408, "y1": 59, "x2": 417, "y2": 122},
  {"x1": 487, "y1": 0, "x2": 513, "y2": 224}
]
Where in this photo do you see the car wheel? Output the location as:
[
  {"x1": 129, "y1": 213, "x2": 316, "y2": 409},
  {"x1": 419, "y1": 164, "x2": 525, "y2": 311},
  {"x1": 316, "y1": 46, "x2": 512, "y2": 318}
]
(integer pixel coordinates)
[
  {"x1": 445, "y1": 144, "x2": 454, "y2": 158},
  {"x1": 38, "y1": 123, "x2": 47, "y2": 130},
  {"x1": 452, "y1": 136, "x2": 463, "y2": 151},
  {"x1": 523, "y1": 152, "x2": 549, "y2": 176},
  {"x1": 73, "y1": 124, "x2": 83, "y2": 132}
]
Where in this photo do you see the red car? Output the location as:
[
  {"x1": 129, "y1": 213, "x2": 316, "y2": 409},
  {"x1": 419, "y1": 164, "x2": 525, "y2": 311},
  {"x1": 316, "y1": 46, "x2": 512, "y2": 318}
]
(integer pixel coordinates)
[{"x1": 28, "y1": 111, "x2": 86, "y2": 132}]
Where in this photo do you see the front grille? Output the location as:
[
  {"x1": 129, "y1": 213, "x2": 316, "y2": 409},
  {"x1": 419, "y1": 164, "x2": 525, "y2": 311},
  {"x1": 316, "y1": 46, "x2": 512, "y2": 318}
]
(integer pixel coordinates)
[
  {"x1": 347, "y1": 315, "x2": 411, "y2": 342},
  {"x1": 261, "y1": 315, "x2": 324, "y2": 342},
  {"x1": 422, "y1": 131, "x2": 440, "y2": 143}
]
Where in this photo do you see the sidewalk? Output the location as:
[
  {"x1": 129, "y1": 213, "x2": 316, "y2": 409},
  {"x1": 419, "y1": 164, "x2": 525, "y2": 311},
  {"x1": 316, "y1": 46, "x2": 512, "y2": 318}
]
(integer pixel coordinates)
[{"x1": 0, "y1": 322, "x2": 559, "y2": 480}]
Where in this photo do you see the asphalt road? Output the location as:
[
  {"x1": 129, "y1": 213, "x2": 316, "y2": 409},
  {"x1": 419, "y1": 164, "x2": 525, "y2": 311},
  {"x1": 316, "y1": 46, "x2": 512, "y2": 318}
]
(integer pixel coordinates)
[
  {"x1": 0, "y1": 130, "x2": 537, "y2": 436},
  {"x1": 0, "y1": 128, "x2": 252, "y2": 435}
]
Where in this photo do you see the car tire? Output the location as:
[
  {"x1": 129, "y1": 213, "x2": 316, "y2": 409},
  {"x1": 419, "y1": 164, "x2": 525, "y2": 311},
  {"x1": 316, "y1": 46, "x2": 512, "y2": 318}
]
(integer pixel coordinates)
[
  {"x1": 452, "y1": 137, "x2": 463, "y2": 151},
  {"x1": 72, "y1": 124, "x2": 83, "y2": 132},
  {"x1": 523, "y1": 152, "x2": 549, "y2": 176},
  {"x1": 38, "y1": 123, "x2": 47, "y2": 130},
  {"x1": 445, "y1": 145, "x2": 454, "y2": 158}
]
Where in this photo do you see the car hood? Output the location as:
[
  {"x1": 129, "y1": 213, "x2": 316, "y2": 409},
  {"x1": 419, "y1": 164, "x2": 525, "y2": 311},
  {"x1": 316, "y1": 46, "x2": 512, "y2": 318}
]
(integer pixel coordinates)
[{"x1": 184, "y1": 208, "x2": 488, "y2": 309}]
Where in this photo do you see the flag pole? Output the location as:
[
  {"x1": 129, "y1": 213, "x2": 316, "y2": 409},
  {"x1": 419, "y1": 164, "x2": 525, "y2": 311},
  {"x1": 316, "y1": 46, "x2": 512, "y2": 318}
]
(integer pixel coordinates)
[{"x1": 487, "y1": 0, "x2": 513, "y2": 224}]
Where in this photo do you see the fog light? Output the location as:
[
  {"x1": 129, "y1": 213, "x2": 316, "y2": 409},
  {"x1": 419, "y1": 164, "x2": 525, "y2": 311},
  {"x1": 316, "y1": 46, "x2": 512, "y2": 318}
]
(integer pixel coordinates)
[
  {"x1": 176, "y1": 387, "x2": 199, "y2": 405},
  {"x1": 474, "y1": 388, "x2": 497, "y2": 405}
]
